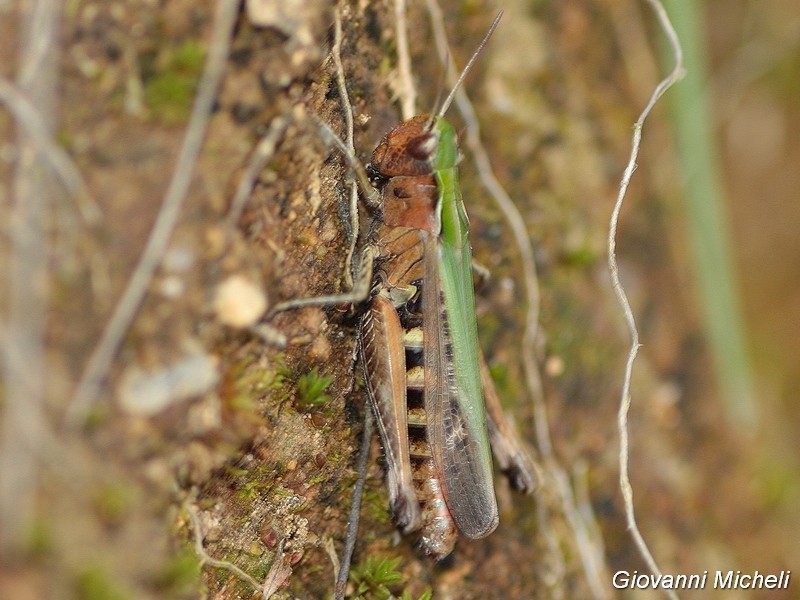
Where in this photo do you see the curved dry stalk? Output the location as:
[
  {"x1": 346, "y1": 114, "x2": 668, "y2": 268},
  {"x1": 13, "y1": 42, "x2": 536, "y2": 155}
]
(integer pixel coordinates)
[
  {"x1": 394, "y1": 0, "x2": 416, "y2": 119},
  {"x1": 322, "y1": 536, "x2": 341, "y2": 591},
  {"x1": 0, "y1": 0, "x2": 61, "y2": 555},
  {"x1": 186, "y1": 504, "x2": 264, "y2": 592},
  {"x1": 333, "y1": 7, "x2": 360, "y2": 291},
  {"x1": 0, "y1": 76, "x2": 100, "y2": 224},
  {"x1": 607, "y1": 1, "x2": 684, "y2": 599},
  {"x1": 66, "y1": 0, "x2": 240, "y2": 426},
  {"x1": 226, "y1": 116, "x2": 290, "y2": 233},
  {"x1": 334, "y1": 408, "x2": 374, "y2": 600}
]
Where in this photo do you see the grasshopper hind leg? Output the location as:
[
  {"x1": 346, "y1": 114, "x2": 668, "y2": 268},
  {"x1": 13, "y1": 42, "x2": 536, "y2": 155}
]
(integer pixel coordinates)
[
  {"x1": 480, "y1": 354, "x2": 540, "y2": 494},
  {"x1": 359, "y1": 294, "x2": 422, "y2": 533}
]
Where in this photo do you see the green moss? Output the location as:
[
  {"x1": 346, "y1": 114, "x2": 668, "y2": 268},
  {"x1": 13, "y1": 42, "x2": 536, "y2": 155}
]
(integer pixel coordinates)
[
  {"x1": 55, "y1": 129, "x2": 74, "y2": 149},
  {"x1": 767, "y1": 50, "x2": 800, "y2": 101},
  {"x1": 261, "y1": 354, "x2": 295, "y2": 407},
  {"x1": 295, "y1": 368, "x2": 333, "y2": 411},
  {"x1": 25, "y1": 517, "x2": 54, "y2": 557},
  {"x1": 73, "y1": 564, "x2": 131, "y2": 600},
  {"x1": 82, "y1": 406, "x2": 108, "y2": 430},
  {"x1": 271, "y1": 355, "x2": 292, "y2": 391},
  {"x1": 247, "y1": 556, "x2": 271, "y2": 581},
  {"x1": 272, "y1": 485, "x2": 295, "y2": 498},
  {"x1": 92, "y1": 483, "x2": 136, "y2": 526},
  {"x1": 350, "y1": 555, "x2": 431, "y2": 600},
  {"x1": 236, "y1": 479, "x2": 262, "y2": 501},
  {"x1": 487, "y1": 361, "x2": 514, "y2": 407},
  {"x1": 143, "y1": 39, "x2": 205, "y2": 124},
  {"x1": 361, "y1": 484, "x2": 391, "y2": 525},
  {"x1": 152, "y1": 546, "x2": 202, "y2": 595},
  {"x1": 65, "y1": 0, "x2": 81, "y2": 18},
  {"x1": 351, "y1": 556, "x2": 403, "y2": 599},
  {"x1": 227, "y1": 390, "x2": 259, "y2": 414},
  {"x1": 223, "y1": 465, "x2": 249, "y2": 478},
  {"x1": 222, "y1": 356, "x2": 276, "y2": 427},
  {"x1": 562, "y1": 244, "x2": 598, "y2": 267},
  {"x1": 477, "y1": 311, "x2": 503, "y2": 347}
]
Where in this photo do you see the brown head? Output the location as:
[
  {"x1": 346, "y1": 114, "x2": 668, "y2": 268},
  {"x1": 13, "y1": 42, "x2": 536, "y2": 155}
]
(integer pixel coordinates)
[
  {"x1": 368, "y1": 115, "x2": 438, "y2": 180},
  {"x1": 367, "y1": 115, "x2": 440, "y2": 234}
]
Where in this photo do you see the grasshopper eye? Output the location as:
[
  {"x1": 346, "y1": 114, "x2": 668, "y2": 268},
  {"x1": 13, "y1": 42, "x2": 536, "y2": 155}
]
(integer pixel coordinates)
[
  {"x1": 406, "y1": 133, "x2": 438, "y2": 162},
  {"x1": 366, "y1": 163, "x2": 387, "y2": 188}
]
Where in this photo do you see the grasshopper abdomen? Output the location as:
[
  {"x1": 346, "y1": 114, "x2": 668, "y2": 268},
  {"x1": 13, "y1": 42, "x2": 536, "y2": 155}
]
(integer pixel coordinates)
[{"x1": 405, "y1": 326, "x2": 458, "y2": 559}]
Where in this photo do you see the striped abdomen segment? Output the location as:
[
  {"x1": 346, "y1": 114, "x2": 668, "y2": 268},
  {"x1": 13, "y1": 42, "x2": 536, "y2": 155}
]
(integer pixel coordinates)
[{"x1": 405, "y1": 329, "x2": 458, "y2": 559}]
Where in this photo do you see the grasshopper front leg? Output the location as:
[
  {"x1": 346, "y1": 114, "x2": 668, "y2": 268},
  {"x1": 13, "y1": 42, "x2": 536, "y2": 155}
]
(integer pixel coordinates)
[{"x1": 267, "y1": 244, "x2": 376, "y2": 316}]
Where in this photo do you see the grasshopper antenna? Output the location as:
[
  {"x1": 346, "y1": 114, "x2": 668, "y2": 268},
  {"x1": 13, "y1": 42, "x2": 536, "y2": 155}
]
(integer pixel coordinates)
[
  {"x1": 423, "y1": 49, "x2": 450, "y2": 131},
  {"x1": 437, "y1": 10, "x2": 503, "y2": 119}
]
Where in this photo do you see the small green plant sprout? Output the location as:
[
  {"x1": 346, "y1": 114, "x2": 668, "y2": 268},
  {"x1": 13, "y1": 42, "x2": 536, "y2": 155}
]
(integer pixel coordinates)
[
  {"x1": 350, "y1": 555, "x2": 431, "y2": 600},
  {"x1": 294, "y1": 367, "x2": 333, "y2": 410}
]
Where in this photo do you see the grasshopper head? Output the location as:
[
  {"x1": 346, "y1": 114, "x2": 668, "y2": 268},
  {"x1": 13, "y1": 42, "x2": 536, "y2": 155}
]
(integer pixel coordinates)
[{"x1": 369, "y1": 115, "x2": 439, "y2": 179}]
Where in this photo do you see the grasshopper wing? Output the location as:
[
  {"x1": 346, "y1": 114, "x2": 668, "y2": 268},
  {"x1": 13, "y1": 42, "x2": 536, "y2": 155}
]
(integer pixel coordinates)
[{"x1": 422, "y1": 235, "x2": 498, "y2": 539}]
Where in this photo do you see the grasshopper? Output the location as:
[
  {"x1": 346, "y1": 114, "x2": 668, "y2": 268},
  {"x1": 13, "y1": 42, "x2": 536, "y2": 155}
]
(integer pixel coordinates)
[{"x1": 274, "y1": 12, "x2": 536, "y2": 558}]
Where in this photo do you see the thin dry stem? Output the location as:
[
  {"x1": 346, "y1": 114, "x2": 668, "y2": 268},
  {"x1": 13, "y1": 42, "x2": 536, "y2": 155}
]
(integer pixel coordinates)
[
  {"x1": 549, "y1": 465, "x2": 610, "y2": 598},
  {"x1": 333, "y1": 7, "x2": 360, "y2": 290},
  {"x1": 0, "y1": 77, "x2": 100, "y2": 224},
  {"x1": 225, "y1": 116, "x2": 289, "y2": 233},
  {"x1": 0, "y1": 0, "x2": 60, "y2": 554},
  {"x1": 186, "y1": 504, "x2": 263, "y2": 592},
  {"x1": 334, "y1": 408, "x2": 374, "y2": 600},
  {"x1": 261, "y1": 539, "x2": 293, "y2": 599},
  {"x1": 535, "y1": 500, "x2": 567, "y2": 598},
  {"x1": 574, "y1": 460, "x2": 608, "y2": 575},
  {"x1": 607, "y1": 1, "x2": 684, "y2": 599},
  {"x1": 66, "y1": 0, "x2": 240, "y2": 426},
  {"x1": 322, "y1": 536, "x2": 341, "y2": 591},
  {"x1": 393, "y1": 0, "x2": 416, "y2": 119},
  {"x1": 549, "y1": 466, "x2": 610, "y2": 599}
]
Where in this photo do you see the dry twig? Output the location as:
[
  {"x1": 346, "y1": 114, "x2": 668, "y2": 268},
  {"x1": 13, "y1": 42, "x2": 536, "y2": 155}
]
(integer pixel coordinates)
[
  {"x1": 186, "y1": 504, "x2": 263, "y2": 592},
  {"x1": 332, "y1": 7, "x2": 360, "y2": 290},
  {"x1": 334, "y1": 408, "x2": 374, "y2": 600},
  {"x1": 607, "y1": 1, "x2": 685, "y2": 598},
  {"x1": 0, "y1": 0, "x2": 61, "y2": 554},
  {"x1": 394, "y1": 0, "x2": 416, "y2": 120}
]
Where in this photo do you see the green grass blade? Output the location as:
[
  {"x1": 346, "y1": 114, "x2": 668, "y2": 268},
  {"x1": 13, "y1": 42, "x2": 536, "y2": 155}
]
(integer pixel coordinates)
[{"x1": 661, "y1": 0, "x2": 757, "y2": 425}]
